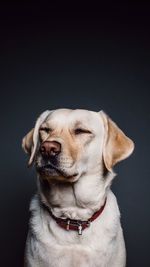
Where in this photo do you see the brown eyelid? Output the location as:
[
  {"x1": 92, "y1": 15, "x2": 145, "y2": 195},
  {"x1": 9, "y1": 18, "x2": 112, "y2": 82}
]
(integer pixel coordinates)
[
  {"x1": 74, "y1": 128, "x2": 92, "y2": 135},
  {"x1": 40, "y1": 127, "x2": 52, "y2": 133}
]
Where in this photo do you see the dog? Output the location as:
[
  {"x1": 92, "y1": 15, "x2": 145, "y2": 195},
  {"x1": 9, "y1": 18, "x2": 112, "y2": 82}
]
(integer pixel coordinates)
[{"x1": 22, "y1": 108, "x2": 134, "y2": 267}]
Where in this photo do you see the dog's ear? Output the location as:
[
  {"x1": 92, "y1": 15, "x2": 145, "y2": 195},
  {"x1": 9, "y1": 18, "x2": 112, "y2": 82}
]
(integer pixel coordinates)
[
  {"x1": 100, "y1": 111, "x2": 134, "y2": 171},
  {"x1": 22, "y1": 128, "x2": 34, "y2": 155},
  {"x1": 22, "y1": 110, "x2": 51, "y2": 166}
]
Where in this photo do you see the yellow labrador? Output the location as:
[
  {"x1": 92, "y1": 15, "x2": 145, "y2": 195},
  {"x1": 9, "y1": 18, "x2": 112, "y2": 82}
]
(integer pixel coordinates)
[{"x1": 22, "y1": 109, "x2": 134, "y2": 267}]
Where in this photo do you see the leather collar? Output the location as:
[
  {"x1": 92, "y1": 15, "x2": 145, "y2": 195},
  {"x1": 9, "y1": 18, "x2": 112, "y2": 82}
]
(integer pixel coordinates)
[{"x1": 42, "y1": 198, "x2": 107, "y2": 235}]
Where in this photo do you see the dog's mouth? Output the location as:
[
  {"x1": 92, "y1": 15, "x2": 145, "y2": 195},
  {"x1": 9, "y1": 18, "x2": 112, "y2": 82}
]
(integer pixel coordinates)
[{"x1": 37, "y1": 163, "x2": 78, "y2": 180}]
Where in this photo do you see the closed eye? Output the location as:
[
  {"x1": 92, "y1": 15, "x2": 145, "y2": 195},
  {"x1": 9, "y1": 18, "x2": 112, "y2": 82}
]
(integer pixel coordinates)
[
  {"x1": 40, "y1": 127, "x2": 51, "y2": 133},
  {"x1": 74, "y1": 128, "x2": 92, "y2": 135}
]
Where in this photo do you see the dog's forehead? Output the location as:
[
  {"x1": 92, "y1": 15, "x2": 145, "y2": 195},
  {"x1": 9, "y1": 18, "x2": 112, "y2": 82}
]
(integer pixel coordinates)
[{"x1": 45, "y1": 109, "x2": 103, "y2": 129}]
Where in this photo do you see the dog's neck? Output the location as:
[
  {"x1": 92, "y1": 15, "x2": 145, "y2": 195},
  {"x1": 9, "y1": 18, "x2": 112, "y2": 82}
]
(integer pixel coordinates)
[{"x1": 38, "y1": 172, "x2": 115, "y2": 220}]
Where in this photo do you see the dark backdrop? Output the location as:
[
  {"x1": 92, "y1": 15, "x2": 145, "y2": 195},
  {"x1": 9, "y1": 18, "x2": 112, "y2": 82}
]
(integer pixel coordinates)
[{"x1": 0, "y1": 4, "x2": 150, "y2": 267}]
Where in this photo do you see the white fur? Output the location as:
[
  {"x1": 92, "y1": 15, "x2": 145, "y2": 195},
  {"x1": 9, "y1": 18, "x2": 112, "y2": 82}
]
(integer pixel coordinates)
[
  {"x1": 23, "y1": 109, "x2": 134, "y2": 267},
  {"x1": 26, "y1": 189, "x2": 126, "y2": 267}
]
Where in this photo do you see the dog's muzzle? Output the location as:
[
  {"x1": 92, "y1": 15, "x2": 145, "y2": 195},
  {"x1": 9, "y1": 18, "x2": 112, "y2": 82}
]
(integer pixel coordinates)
[{"x1": 37, "y1": 141, "x2": 78, "y2": 180}]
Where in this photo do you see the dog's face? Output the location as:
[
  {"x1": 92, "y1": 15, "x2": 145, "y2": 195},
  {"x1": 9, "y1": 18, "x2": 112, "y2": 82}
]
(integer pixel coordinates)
[{"x1": 22, "y1": 109, "x2": 134, "y2": 183}]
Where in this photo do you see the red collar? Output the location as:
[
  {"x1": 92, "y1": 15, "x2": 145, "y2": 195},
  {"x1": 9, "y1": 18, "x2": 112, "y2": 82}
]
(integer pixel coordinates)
[{"x1": 42, "y1": 198, "x2": 107, "y2": 235}]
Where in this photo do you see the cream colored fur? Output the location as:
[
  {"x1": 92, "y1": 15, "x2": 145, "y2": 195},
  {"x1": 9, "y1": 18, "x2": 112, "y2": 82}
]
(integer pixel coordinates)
[{"x1": 22, "y1": 109, "x2": 134, "y2": 267}]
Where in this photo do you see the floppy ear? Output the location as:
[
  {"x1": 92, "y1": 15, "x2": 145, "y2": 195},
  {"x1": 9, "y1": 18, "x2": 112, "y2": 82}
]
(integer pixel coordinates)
[
  {"x1": 100, "y1": 111, "x2": 134, "y2": 171},
  {"x1": 22, "y1": 110, "x2": 51, "y2": 166},
  {"x1": 22, "y1": 128, "x2": 34, "y2": 154}
]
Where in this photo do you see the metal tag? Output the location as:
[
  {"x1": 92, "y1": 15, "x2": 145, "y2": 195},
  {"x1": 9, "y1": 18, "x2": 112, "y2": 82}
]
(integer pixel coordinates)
[
  {"x1": 66, "y1": 220, "x2": 70, "y2": 231},
  {"x1": 78, "y1": 224, "x2": 82, "y2": 235}
]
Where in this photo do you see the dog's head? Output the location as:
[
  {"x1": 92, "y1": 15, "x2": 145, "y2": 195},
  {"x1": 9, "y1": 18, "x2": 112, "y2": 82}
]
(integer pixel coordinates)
[{"x1": 22, "y1": 109, "x2": 134, "y2": 182}]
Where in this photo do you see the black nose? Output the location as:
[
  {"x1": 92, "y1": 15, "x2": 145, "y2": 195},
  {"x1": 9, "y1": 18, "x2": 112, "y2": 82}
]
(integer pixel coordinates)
[{"x1": 40, "y1": 141, "x2": 61, "y2": 158}]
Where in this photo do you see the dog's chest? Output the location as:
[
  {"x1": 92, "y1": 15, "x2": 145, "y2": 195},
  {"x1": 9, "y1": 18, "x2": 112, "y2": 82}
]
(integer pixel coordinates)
[
  {"x1": 35, "y1": 239, "x2": 114, "y2": 267},
  {"x1": 28, "y1": 192, "x2": 125, "y2": 267}
]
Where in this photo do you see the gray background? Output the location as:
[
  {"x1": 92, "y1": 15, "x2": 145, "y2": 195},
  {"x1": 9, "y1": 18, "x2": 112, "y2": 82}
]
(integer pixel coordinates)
[{"x1": 0, "y1": 4, "x2": 150, "y2": 267}]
